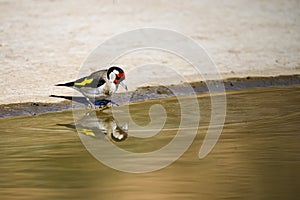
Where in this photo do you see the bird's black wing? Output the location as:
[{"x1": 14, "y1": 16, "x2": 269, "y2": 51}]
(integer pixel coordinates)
[
  {"x1": 55, "y1": 69, "x2": 107, "y2": 88},
  {"x1": 72, "y1": 69, "x2": 107, "y2": 88}
]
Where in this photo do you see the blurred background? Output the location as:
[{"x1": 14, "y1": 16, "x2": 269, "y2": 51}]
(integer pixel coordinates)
[{"x1": 0, "y1": 0, "x2": 299, "y2": 104}]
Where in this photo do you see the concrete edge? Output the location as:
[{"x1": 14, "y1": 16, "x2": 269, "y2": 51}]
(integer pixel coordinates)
[{"x1": 0, "y1": 74, "x2": 299, "y2": 118}]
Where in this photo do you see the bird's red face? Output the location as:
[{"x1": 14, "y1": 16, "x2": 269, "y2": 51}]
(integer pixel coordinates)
[
  {"x1": 113, "y1": 72, "x2": 125, "y2": 84},
  {"x1": 108, "y1": 66, "x2": 128, "y2": 90}
]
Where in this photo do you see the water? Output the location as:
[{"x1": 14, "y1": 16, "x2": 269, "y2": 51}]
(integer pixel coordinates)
[{"x1": 0, "y1": 86, "x2": 299, "y2": 200}]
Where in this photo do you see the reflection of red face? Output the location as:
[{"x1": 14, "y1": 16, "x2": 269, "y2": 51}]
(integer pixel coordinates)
[{"x1": 111, "y1": 125, "x2": 128, "y2": 142}]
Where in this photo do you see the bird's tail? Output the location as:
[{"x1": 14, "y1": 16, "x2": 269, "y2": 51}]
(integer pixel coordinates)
[
  {"x1": 49, "y1": 95, "x2": 73, "y2": 101},
  {"x1": 55, "y1": 81, "x2": 74, "y2": 87},
  {"x1": 49, "y1": 95, "x2": 90, "y2": 104}
]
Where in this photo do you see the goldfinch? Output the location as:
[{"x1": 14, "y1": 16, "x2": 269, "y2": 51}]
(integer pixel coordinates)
[{"x1": 55, "y1": 66, "x2": 127, "y2": 107}]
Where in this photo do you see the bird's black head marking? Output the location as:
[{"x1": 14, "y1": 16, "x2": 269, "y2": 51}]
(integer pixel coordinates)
[{"x1": 107, "y1": 66, "x2": 126, "y2": 84}]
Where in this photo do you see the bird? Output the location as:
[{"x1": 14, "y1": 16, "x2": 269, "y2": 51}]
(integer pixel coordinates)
[{"x1": 54, "y1": 66, "x2": 127, "y2": 108}]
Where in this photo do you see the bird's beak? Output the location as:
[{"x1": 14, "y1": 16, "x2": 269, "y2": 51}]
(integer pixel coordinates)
[{"x1": 120, "y1": 80, "x2": 128, "y2": 91}]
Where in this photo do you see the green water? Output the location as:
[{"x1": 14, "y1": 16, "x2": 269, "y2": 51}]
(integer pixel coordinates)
[{"x1": 0, "y1": 86, "x2": 300, "y2": 200}]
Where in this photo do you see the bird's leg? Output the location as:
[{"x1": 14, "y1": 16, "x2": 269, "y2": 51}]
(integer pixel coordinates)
[{"x1": 86, "y1": 97, "x2": 96, "y2": 109}]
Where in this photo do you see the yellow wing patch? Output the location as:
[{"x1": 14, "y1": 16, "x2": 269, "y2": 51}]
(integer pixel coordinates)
[
  {"x1": 79, "y1": 128, "x2": 95, "y2": 136},
  {"x1": 75, "y1": 78, "x2": 93, "y2": 86}
]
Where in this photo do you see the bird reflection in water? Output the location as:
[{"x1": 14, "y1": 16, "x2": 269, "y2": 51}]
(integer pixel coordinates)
[{"x1": 59, "y1": 110, "x2": 128, "y2": 142}]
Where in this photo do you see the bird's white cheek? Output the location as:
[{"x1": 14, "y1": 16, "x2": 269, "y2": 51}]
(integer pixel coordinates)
[{"x1": 109, "y1": 73, "x2": 116, "y2": 81}]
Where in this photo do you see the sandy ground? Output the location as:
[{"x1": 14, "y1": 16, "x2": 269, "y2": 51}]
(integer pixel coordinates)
[{"x1": 0, "y1": 0, "x2": 299, "y2": 104}]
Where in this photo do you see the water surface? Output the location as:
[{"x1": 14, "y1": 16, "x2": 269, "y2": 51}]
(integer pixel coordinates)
[{"x1": 0, "y1": 86, "x2": 299, "y2": 199}]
